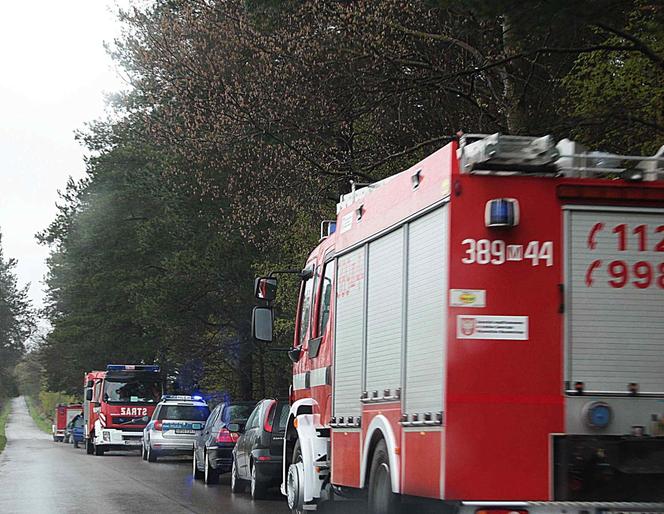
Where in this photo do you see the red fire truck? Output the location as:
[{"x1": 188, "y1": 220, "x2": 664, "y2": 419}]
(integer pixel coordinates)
[
  {"x1": 252, "y1": 133, "x2": 664, "y2": 513},
  {"x1": 52, "y1": 403, "x2": 82, "y2": 442},
  {"x1": 83, "y1": 364, "x2": 162, "y2": 455}
]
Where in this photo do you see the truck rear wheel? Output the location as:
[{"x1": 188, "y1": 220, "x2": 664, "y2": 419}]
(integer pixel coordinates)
[
  {"x1": 367, "y1": 440, "x2": 399, "y2": 514},
  {"x1": 288, "y1": 440, "x2": 305, "y2": 514}
]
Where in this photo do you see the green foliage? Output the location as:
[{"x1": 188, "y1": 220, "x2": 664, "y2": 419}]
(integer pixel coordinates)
[
  {"x1": 563, "y1": 2, "x2": 664, "y2": 153},
  {"x1": 38, "y1": 391, "x2": 78, "y2": 420},
  {"x1": 15, "y1": 353, "x2": 45, "y2": 399},
  {"x1": 0, "y1": 231, "x2": 33, "y2": 371},
  {"x1": 38, "y1": 0, "x2": 663, "y2": 402},
  {"x1": 25, "y1": 396, "x2": 52, "y2": 434},
  {"x1": 0, "y1": 401, "x2": 10, "y2": 454}
]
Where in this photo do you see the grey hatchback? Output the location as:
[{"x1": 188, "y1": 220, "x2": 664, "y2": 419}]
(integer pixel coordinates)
[{"x1": 230, "y1": 399, "x2": 289, "y2": 500}]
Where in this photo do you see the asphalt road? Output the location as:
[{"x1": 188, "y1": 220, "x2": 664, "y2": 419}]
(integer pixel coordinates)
[{"x1": 0, "y1": 396, "x2": 291, "y2": 513}]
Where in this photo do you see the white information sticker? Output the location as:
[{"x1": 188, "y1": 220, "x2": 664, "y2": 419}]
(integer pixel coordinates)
[
  {"x1": 340, "y1": 212, "x2": 353, "y2": 234},
  {"x1": 457, "y1": 315, "x2": 528, "y2": 340},
  {"x1": 449, "y1": 289, "x2": 486, "y2": 308}
]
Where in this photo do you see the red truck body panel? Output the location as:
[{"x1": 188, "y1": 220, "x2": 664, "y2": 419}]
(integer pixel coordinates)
[{"x1": 288, "y1": 138, "x2": 664, "y2": 501}]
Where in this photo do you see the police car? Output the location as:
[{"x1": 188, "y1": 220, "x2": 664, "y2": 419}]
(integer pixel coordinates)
[{"x1": 142, "y1": 395, "x2": 210, "y2": 462}]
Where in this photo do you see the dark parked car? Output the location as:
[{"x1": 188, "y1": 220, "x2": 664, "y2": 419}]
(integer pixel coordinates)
[
  {"x1": 230, "y1": 399, "x2": 288, "y2": 499},
  {"x1": 192, "y1": 401, "x2": 256, "y2": 484},
  {"x1": 64, "y1": 414, "x2": 85, "y2": 447}
]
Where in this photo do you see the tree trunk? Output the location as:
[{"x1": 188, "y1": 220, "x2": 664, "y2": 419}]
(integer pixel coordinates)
[
  {"x1": 237, "y1": 319, "x2": 254, "y2": 400},
  {"x1": 502, "y1": 14, "x2": 529, "y2": 135}
]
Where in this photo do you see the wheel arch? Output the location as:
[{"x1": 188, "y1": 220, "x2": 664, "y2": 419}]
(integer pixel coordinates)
[
  {"x1": 360, "y1": 414, "x2": 400, "y2": 493},
  {"x1": 283, "y1": 398, "x2": 317, "y2": 473}
]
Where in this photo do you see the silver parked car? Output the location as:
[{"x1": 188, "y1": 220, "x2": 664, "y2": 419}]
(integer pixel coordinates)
[{"x1": 142, "y1": 395, "x2": 210, "y2": 462}]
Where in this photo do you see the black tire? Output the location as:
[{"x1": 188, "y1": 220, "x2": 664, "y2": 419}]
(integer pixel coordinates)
[
  {"x1": 204, "y1": 451, "x2": 219, "y2": 484},
  {"x1": 289, "y1": 440, "x2": 304, "y2": 514},
  {"x1": 147, "y1": 444, "x2": 158, "y2": 462},
  {"x1": 193, "y1": 449, "x2": 204, "y2": 480},
  {"x1": 74, "y1": 440, "x2": 79, "y2": 449},
  {"x1": 367, "y1": 440, "x2": 399, "y2": 514},
  {"x1": 141, "y1": 442, "x2": 148, "y2": 461},
  {"x1": 86, "y1": 439, "x2": 94, "y2": 455},
  {"x1": 230, "y1": 455, "x2": 246, "y2": 493},
  {"x1": 94, "y1": 444, "x2": 105, "y2": 456},
  {"x1": 250, "y1": 460, "x2": 268, "y2": 500}
]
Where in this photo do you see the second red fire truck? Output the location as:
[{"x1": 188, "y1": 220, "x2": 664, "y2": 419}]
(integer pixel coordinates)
[
  {"x1": 83, "y1": 364, "x2": 162, "y2": 455},
  {"x1": 252, "y1": 133, "x2": 664, "y2": 513},
  {"x1": 52, "y1": 403, "x2": 82, "y2": 442}
]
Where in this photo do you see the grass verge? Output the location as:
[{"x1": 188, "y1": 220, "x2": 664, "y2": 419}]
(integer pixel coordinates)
[
  {"x1": 25, "y1": 396, "x2": 52, "y2": 434},
  {"x1": 0, "y1": 401, "x2": 10, "y2": 454}
]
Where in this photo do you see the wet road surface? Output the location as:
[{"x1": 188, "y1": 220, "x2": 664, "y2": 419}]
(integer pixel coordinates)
[{"x1": 0, "y1": 396, "x2": 291, "y2": 513}]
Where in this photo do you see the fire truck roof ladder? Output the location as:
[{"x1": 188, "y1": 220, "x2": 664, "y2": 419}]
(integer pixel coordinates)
[{"x1": 459, "y1": 133, "x2": 664, "y2": 180}]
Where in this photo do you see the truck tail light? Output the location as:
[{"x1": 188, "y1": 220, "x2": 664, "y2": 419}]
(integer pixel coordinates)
[
  {"x1": 154, "y1": 421, "x2": 163, "y2": 431},
  {"x1": 216, "y1": 428, "x2": 239, "y2": 443},
  {"x1": 264, "y1": 401, "x2": 276, "y2": 433}
]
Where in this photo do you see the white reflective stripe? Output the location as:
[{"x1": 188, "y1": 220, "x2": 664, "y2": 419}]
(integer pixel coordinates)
[
  {"x1": 293, "y1": 373, "x2": 307, "y2": 391},
  {"x1": 310, "y1": 367, "x2": 328, "y2": 387},
  {"x1": 293, "y1": 367, "x2": 329, "y2": 390}
]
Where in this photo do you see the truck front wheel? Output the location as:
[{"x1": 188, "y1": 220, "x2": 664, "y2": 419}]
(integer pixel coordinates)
[
  {"x1": 367, "y1": 440, "x2": 399, "y2": 514},
  {"x1": 86, "y1": 439, "x2": 94, "y2": 455},
  {"x1": 94, "y1": 444, "x2": 105, "y2": 456}
]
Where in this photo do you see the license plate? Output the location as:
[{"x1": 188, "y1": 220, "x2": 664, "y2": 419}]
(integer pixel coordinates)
[{"x1": 175, "y1": 429, "x2": 195, "y2": 434}]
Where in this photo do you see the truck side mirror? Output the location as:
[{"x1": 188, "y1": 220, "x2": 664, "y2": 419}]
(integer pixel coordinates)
[
  {"x1": 254, "y1": 277, "x2": 278, "y2": 302},
  {"x1": 85, "y1": 389, "x2": 93, "y2": 401},
  {"x1": 252, "y1": 306, "x2": 273, "y2": 342}
]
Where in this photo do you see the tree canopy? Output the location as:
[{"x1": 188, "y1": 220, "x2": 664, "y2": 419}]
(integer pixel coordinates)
[
  {"x1": 37, "y1": 0, "x2": 664, "y2": 397},
  {"x1": 0, "y1": 231, "x2": 34, "y2": 397}
]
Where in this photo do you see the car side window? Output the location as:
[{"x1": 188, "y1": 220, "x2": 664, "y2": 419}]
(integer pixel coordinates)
[{"x1": 245, "y1": 403, "x2": 261, "y2": 430}]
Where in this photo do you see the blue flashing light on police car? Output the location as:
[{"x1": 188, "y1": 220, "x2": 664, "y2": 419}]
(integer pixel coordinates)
[{"x1": 106, "y1": 364, "x2": 160, "y2": 372}]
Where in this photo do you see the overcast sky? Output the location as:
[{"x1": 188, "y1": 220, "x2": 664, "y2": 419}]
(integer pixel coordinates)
[{"x1": 0, "y1": 0, "x2": 129, "y2": 311}]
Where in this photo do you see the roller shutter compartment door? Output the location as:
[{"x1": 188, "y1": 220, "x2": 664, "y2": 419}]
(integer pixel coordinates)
[
  {"x1": 567, "y1": 208, "x2": 664, "y2": 393},
  {"x1": 365, "y1": 228, "x2": 404, "y2": 394},
  {"x1": 405, "y1": 207, "x2": 448, "y2": 415},
  {"x1": 333, "y1": 246, "x2": 365, "y2": 418}
]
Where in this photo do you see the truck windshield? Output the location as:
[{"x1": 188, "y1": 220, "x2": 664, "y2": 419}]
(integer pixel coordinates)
[
  {"x1": 156, "y1": 405, "x2": 210, "y2": 421},
  {"x1": 104, "y1": 379, "x2": 162, "y2": 404}
]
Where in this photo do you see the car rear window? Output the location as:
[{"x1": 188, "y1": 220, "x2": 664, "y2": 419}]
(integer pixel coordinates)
[
  {"x1": 157, "y1": 405, "x2": 210, "y2": 421},
  {"x1": 222, "y1": 404, "x2": 255, "y2": 423}
]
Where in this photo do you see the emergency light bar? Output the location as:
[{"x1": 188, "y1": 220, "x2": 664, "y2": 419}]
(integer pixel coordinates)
[
  {"x1": 460, "y1": 133, "x2": 664, "y2": 179},
  {"x1": 160, "y1": 395, "x2": 204, "y2": 402},
  {"x1": 106, "y1": 364, "x2": 160, "y2": 372},
  {"x1": 460, "y1": 133, "x2": 559, "y2": 173}
]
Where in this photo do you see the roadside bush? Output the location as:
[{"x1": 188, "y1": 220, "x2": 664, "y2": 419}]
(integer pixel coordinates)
[{"x1": 38, "y1": 391, "x2": 79, "y2": 421}]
